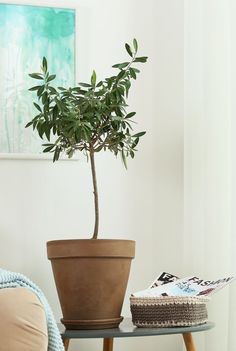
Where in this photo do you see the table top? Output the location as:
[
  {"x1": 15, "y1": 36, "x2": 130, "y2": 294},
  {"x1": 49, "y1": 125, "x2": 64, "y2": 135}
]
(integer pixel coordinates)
[{"x1": 59, "y1": 318, "x2": 215, "y2": 339}]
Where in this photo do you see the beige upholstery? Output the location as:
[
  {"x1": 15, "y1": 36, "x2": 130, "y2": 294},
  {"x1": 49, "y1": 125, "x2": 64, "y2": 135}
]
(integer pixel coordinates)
[{"x1": 0, "y1": 287, "x2": 48, "y2": 351}]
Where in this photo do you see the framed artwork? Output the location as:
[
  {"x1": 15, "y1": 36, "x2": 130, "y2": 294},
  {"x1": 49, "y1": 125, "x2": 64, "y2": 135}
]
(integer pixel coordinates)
[{"x1": 0, "y1": 3, "x2": 76, "y2": 158}]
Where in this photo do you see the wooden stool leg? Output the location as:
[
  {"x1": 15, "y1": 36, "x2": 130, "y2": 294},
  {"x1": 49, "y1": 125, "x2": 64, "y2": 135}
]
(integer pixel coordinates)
[
  {"x1": 63, "y1": 338, "x2": 70, "y2": 351},
  {"x1": 103, "y1": 338, "x2": 114, "y2": 351},
  {"x1": 182, "y1": 333, "x2": 197, "y2": 351}
]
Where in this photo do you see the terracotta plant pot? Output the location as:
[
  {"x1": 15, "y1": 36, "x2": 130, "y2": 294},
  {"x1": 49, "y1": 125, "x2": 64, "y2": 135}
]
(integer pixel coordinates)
[{"x1": 47, "y1": 239, "x2": 135, "y2": 329}]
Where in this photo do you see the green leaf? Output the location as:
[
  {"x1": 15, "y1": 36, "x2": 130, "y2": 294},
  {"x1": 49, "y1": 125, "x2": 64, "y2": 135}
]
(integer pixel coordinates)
[
  {"x1": 33, "y1": 120, "x2": 38, "y2": 130},
  {"x1": 42, "y1": 91, "x2": 48, "y2": 105},
  {"x1": 53, "y1": 147, "x2": 61, "y2": 162},
  {"x1": 125, "y1": 80, "x2": 131, "y2": 97},
  {"x1": 33, "y1": 102, "x2": 42, "y2": 112},
  {"x1": 96, "y1": 81, "x2": 103, "y2": 87},
  {"x1": 37, "y1": 85, "x2": 45, "y2": 96},
  {"x1": 130, "y1": 150, "x2": 135, "y2": 158},
  {"x1": 132, "y1": 137, "x2": 139, "y2": 148},
  {"x1": 91, "y1": 70, "x2": 96, "y2": 87},
  {"x1": 43, "y1": 145, "x2": 54, "y2": 153},
  {"x1": 52, "y1": 105, "x2": 59, "y2": 120},
  {"x1": 125, "y1": 43, "x2": 133, "y2": 57},
  {"x1": 121, "y1": 150, "x2": 128, "y2": 169},
  {"x1": 79, "y1": 83, "x2": 92, "y2": 88},
  {"x1": 134, "y1": 56, "x2": 148, "y2": 63},
  {"x1": 55, "y1": 99, "x2": 64, "y2": 112},
  {"x1": 53, "y1": 148, "x2": 58, "y2": 162},
  {"x1": 29, "y1": 73, "x2": 44, "y2": 80},
  {"x1": 129, "y1": 68, "x2": 136, "y2": 79},
  {"x1": 37, "y1": 123, "x2": 45, "y2": 139},
  {"x1": 29, "y1": 85, "x2": 42, "y2": 91},
  {"x1": 47, "y1": 74, "x2": 56, "y2": 82},
  {"x1": 117, "y1": 70, "x2": 126, "y2": 81},
  {"x1": 48, "y1": 86, "x2": 58, "y2": 94},
  {"x1": 133, "y1": 131, "x2": 146, "y2": 138},
  {"x1": 25, "y1": 121, "x2": 33, "y2": 128},
  {"x1": 126, "y1": 112, "x2": 136, "y2": 119},
  {"x1": 44, "y1": 125, "x2": 51, "y2": 141},
  {"x1": 133, "y1": 38, "x2": 138, "y2": 52},
  {"x1": 95, "y1": 144, "x2": 104, "y2": 152},
  {"x1": 115, "y1": 89, "x2": 121, "y2": 101},
  {"x1": 112, "y1": 62, "x2": 129, "y2": 69},
  {"x1": 42, "y1": 57, "x2": 47, "y2": 73}
]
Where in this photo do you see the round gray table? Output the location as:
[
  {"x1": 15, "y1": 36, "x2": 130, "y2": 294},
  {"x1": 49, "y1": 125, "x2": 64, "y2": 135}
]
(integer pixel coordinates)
[{"x1": 59, "y1": 318, "x2": 215, "y2": 351}]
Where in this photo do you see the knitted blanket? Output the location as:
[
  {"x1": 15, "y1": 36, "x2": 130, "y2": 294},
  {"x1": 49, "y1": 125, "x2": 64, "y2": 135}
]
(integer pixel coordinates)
[{"x1": 0, "y1": 268, "x2": 64, "y2": 351}]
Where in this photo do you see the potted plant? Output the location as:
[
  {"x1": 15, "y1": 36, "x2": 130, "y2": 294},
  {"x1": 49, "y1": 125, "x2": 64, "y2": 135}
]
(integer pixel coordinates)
[{"x1": 26, "y1": 39, "x2": 147, "y2": 329}]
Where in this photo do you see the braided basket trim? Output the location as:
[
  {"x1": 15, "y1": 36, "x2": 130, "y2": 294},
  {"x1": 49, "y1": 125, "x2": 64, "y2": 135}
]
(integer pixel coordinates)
[{"x1": 130, "y1": 296, "x2": 209, "y2": 306}]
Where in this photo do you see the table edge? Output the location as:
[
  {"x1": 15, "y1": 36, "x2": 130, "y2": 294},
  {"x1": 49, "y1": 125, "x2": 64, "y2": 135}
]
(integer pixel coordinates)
[{"x1": 59, "y1": 320, "x2": 215, "y2": 339}]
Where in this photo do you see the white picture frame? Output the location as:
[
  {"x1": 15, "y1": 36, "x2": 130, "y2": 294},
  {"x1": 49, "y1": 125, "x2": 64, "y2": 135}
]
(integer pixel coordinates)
[{"x1": 0, "y1": 0, "x2": 78, "y2": 160}]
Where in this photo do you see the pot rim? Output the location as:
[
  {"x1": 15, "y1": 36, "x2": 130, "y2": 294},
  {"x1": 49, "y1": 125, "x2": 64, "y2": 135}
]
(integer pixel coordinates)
[
  {"x1": 47, "y1": 239, "x2": 135, "y2": 246},
  {"x1": 47, "y1": 239, "x2": 136, "y2": 259}
]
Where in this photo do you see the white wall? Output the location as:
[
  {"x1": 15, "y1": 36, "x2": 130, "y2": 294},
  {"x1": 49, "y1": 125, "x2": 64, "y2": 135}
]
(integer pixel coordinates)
[{"x1": 0, "y1": 1, "x2": 184, "y2": 350}]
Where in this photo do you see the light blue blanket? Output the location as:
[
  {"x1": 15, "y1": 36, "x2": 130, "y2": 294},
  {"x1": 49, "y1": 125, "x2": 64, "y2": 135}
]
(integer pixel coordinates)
[{"x1": 0, "y1": 269, "x2": 64, "y2": 351}]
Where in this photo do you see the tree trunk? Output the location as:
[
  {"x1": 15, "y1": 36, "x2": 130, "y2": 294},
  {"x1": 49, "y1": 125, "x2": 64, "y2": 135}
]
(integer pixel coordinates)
[{"x1": 89, "y1": 149, "x2": 99, "y2": 239}]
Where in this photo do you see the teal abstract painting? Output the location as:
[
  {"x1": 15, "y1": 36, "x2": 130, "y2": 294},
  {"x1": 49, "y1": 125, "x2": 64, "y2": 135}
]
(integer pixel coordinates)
[{"x1": 0, "y1": 4, "x2": 75, "y2": 154}]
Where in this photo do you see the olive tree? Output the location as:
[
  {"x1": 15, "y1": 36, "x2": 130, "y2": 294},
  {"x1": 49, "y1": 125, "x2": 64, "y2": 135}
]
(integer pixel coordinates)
[{"x1": 26, "y1": 39, "x2": 147, "y2": 239}]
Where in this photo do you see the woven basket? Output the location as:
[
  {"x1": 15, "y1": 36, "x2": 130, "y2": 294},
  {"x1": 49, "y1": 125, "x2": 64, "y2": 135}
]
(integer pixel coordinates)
[{"x1": 130, "y1": 296, "x2": 209, "y2": 327}]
